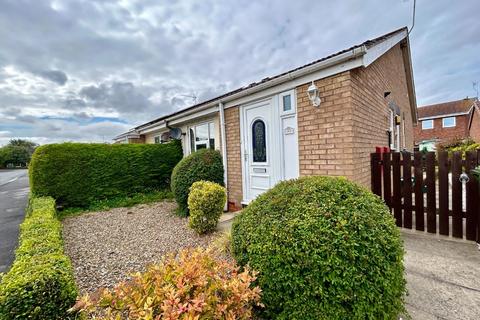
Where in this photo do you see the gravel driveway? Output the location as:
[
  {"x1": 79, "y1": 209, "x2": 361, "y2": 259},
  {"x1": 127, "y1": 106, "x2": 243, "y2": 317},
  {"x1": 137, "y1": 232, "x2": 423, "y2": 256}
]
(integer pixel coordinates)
[{"x1": 62, "y1": 201, "x2": 218, "y2": 294}]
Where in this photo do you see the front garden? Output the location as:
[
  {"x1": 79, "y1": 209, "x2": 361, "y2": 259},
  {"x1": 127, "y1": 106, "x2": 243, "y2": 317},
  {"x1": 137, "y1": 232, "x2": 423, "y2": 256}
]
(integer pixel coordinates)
[{"x1": 0, "y1": 140, "x2": 408, "y2": 319}]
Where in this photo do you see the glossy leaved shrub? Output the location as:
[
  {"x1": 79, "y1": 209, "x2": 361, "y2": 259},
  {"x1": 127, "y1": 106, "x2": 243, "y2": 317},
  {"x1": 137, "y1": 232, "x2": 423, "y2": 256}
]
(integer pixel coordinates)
[
  {"x1": 29, "y1": 140, "x2": 182, "y2": 208},
  {"x1": 231, "y1": 176, "x2": 406, "y2": 319},
  {"x1": 0, "y1": 197, "x2": 77, "y2": 319},
  {"x1": 77, "y1": 247, "x2": 262, "y2": 319},
  {"x1": 188, "y1": 180, "x2": 226, "y2": 234},
  {"x1": 171, "y1": 149, "x2": 224, "y2": 216}
]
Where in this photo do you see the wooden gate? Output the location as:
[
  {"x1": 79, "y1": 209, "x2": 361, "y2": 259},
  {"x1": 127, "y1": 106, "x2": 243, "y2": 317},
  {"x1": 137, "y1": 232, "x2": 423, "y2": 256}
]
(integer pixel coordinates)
[{"x1": 371, "y1": 151, "x2": 480, "y2": 242}]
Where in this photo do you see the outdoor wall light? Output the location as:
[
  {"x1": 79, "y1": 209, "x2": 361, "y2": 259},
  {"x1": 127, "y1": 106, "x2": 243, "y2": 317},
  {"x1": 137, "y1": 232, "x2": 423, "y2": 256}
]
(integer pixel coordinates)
[{"x1": 307, "y1": 81, "x2": 321, "y2": 107}]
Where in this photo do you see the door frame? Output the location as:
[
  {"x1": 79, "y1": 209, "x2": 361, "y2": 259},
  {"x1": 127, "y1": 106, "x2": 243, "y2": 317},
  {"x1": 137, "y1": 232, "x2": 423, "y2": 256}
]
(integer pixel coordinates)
[
  {"x1": 240, "y1": 91, "x2": 298, "y2": 204},
  {"x1": 240, "y1": 97, "x2": 280, "y2": 204}
]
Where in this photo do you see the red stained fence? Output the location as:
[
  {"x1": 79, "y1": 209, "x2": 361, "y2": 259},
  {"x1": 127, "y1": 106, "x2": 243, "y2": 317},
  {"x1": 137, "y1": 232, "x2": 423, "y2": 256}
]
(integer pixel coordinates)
[{"x1": 371, "y1": 151, "x2": 480, "y2": 242}]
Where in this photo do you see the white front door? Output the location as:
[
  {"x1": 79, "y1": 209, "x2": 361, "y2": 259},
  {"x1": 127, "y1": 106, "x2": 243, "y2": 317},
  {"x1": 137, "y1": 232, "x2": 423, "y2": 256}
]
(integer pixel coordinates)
[
  {"x1": 241, "y1": 91, "x2": 299, "y2": 204},
  {"x1": 242, "y1": 99, "x2": 276, "y2": 202}
]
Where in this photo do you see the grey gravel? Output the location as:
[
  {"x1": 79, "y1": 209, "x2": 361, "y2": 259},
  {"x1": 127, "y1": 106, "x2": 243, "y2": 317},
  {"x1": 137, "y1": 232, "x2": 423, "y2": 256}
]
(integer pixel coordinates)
[{"x1": 62, "y1": 200, "x2": 218, "y2": 294}]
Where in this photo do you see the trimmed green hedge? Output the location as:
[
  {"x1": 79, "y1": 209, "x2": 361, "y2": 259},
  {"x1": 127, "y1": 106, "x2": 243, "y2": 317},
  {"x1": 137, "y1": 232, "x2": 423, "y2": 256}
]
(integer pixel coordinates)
[
  {"x1": 171, "y1": 149, "x2": 224, "y2": 216},
  {"x1": 0, "y1": 197, "x2": 78, "y2": 319},
  {"x1": 29, "y1": 140, "x2": 183, "y2": 208},
  {"x1": 232, "y1": 176, "x2": 406, "y2": 319}
]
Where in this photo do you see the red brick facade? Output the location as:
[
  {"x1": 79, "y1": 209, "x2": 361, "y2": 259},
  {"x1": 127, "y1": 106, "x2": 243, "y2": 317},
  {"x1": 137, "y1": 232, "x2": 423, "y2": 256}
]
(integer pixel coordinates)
[
  {"x1": 222, "y1": 43, "x2": 414, "y2": 206},
  {"x1": 413, "y1": 114, "x2": 469, "y2": 144},
  {"x1": 350, "y1": 43, "x2": 414, "y2": 186},
  {"x1": 470, "y1": 106, "x2": 480, "y2": 141}
]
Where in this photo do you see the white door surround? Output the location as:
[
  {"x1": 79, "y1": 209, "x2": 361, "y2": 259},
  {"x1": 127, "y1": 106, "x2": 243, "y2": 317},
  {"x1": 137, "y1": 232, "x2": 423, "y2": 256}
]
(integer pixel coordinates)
[{"x1": 240, "y1": 90, "x2": 299, "y2": 204}]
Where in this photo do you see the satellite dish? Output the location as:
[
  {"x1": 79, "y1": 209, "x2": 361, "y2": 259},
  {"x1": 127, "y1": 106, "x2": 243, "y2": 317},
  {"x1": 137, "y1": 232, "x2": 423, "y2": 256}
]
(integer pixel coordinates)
[{"x1": 169, "y1": 127, "x2": 182, "y2": 140}]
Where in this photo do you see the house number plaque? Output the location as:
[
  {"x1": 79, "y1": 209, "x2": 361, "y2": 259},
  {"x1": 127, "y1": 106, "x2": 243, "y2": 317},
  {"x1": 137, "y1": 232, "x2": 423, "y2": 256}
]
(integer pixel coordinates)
[{"x1": 284, "y1": 127, "x2": 295, "y2": 135}]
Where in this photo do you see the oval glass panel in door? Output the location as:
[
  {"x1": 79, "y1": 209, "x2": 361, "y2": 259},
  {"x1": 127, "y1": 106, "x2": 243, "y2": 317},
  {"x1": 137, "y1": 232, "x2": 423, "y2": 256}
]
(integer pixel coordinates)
[{"x1": 252, "y1": 119, "x2": 266, "y2": 162}]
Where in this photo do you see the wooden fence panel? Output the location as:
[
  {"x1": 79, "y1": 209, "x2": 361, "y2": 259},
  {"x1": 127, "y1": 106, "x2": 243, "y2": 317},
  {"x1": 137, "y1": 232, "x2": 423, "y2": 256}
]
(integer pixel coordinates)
[
  {"x1": 392, "y1": 153, "x2": 402, "y2": 227},
  {"x1": 370, "y1": 153, "x2": 382, "y2": 198},
  {"x1": 438, "y1": 151, "x2": 449, "y2": 236},
  {"x1": 371, "y1": 150, "x2": 480, "y2": 242},
  {"x1": 402, "y1": 152, "x2": 413, "y2": 229},
  {"x1": 383, "y1": 152, "x2": 392, "y2": 209},
  {"x1": 451, "y1": 152, "x2": 463, "y2": 238},
  {"x1": 413, "y1": 152, "x2": 424, "y2": 231},
  {"x1": 425, "y1": 152, "x2": 436, "y2": 233},
  {"x1": 465, "y1": 151, "x2": 478, "y2": 240}
]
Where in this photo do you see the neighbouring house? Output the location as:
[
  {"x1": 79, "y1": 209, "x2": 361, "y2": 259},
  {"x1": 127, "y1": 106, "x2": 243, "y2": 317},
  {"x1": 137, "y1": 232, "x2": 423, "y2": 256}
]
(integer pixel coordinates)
[
  {"x1": 414, "y1": 98, "x2": 480, "y2": 151},
  {"x1": 114, "y1": 27, "x2": 417, "y2": 210}
]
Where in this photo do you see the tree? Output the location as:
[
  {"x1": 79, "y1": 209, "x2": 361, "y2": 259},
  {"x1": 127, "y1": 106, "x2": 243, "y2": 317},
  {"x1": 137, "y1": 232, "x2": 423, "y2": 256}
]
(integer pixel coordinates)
[{"x1": 0, "y1": 139, "x2": 38, "y2": 168}]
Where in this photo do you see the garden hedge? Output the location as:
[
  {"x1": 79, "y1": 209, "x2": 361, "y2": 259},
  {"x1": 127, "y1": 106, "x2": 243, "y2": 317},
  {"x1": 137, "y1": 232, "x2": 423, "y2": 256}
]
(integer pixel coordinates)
[
  {"x1": 0, "y1": 197, "x2": 78, "y2": 319},
  {"x1": 171, "y1": 149, "x2": 224, "y2": 216},
  {"x1": 29, "y1": 140, "x2": 183, "y2": 208},
  {"x1": 231, "y1": 176, "x2": 406, "y2": 319}
]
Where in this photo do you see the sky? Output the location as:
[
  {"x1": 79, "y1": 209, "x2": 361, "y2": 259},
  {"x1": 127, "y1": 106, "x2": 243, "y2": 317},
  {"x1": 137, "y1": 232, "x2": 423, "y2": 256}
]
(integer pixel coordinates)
[{"x1": 0, "y1": 0, "x2": 479, "y2": 146}]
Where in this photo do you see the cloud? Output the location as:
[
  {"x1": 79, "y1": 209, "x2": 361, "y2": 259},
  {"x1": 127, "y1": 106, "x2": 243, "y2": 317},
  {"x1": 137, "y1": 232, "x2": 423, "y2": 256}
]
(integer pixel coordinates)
[
  {"x1": 0, "y1": 0, "x2": 478, "y2": 144},
  {"x1": 36, "y1": 70, "x2": 68, "y2": 85}
]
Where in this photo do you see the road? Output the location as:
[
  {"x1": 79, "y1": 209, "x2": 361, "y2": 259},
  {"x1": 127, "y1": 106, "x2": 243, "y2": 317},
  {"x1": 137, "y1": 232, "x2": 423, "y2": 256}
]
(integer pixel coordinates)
[{"x1": 0, "y1": 169, "x2": 29, "y2": 273}]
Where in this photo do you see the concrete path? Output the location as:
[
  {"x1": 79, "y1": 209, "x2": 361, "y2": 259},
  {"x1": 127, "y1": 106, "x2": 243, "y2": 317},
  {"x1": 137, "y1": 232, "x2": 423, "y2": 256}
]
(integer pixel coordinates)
[
  {"x1": 0, "y1": 169, "x2": 29, "y2": 273},
  {"x1": 403, "y1": 230, "x2": 480, "y2": 320}
]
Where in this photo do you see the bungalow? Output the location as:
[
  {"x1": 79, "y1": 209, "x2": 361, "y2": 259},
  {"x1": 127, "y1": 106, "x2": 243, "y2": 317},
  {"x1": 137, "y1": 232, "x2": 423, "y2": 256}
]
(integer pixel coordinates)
[
  {"x1": 414, "y1": 98, "x2": 480, "y2": 151},
  {"x1": 114, "y1": 27, "x2": 417, "y2": 210}
]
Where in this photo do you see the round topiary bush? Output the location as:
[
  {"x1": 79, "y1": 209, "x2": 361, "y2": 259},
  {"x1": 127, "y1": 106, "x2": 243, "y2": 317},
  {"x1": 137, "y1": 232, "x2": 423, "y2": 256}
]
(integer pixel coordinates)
[
  {"x1": 171, "y1": 149, "x2": 224, "y2": 216},
  {"x1": 188, "y1": 181, "x2": 226, "y2": 234},
  {"x1": 231, "y1": 176, "x2": 406, "y2": 319}
]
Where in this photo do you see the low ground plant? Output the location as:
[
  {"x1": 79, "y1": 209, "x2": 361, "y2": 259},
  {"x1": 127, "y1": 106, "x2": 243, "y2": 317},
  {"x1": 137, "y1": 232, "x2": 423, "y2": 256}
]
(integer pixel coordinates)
[
  {"x1": 188, "y1": 180, "x2": 226, "y2": 234},
  {"x1": 58, "y1": 189, "x2": 173, "y2": 219},
  {"x1": 232, "y1": 176, "x2": 406, "y2": 319},
  {"x1": 76, "y1": 247, "x2": 262, "y2": 319}
]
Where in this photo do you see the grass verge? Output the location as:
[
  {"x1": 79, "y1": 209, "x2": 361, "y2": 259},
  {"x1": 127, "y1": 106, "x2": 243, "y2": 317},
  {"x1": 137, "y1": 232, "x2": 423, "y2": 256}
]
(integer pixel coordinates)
[{"x1": 58, "y1": 189, "x2": 174, "y2": 219}]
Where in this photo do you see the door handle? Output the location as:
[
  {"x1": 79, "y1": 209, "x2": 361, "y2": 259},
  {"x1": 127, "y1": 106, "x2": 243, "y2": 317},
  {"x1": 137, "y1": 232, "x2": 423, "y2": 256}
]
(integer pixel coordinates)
[{"x1": 244, "y1": 152, "x2": 248, "y2": 162}]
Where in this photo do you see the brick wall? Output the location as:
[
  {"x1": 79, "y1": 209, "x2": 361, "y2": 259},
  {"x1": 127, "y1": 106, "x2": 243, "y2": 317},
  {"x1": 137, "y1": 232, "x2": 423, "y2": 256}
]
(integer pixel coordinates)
[
  {"x1": 413, "y1": 114, "x2": 469, "y2": 144},
  {"x1": 469, "y1": 107, "x2": 480, "y2": 141},
  {"x1": 296, "y1": 71, "x2": 356, "y2": 180},
  {"x1": 350, "y1": 43, "x2": 414, "y2": 186},
  {"x1": 224, "y1": 106, "x2": 243, "y2": 210}
]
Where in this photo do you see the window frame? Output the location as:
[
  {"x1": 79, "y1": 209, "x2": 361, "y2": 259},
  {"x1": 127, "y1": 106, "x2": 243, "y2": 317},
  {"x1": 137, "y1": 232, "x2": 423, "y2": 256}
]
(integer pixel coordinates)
[
  {"x1": 422, "y1": 119, "x2": 434, "y2": 130},
  {"x1": 279, "y1": 90, "x2": 295, "y2": 115},
  {"x1": 154, "y1": 136, "x2": 161, "y2": 144},
  {"x1": 442, "y1": 116, "x2": 456, "y2": 128},
  {"x1": 188, "y1": 121, "x2": 216, "y2": 154}
]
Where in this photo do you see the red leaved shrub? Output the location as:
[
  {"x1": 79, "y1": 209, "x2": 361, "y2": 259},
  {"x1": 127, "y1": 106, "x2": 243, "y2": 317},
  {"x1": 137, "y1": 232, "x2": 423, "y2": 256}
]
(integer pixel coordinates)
[{"x1": 76, "y1": 247, "x2": 262, "y2": 319}]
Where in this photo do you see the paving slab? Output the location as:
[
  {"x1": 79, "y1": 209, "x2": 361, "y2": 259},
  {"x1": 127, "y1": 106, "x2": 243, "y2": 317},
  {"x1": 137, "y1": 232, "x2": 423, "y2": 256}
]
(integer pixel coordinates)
[{"x1": 402, "y1": 229, "x2": 480, "y2": 320}]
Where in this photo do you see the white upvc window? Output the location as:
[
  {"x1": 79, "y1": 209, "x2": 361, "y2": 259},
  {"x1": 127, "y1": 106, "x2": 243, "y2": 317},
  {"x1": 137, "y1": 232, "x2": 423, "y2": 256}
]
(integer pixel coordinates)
[
  {"x1": 189, "y1": 122, "x2": 215, "y2": 153},
  {"x1": 442, "y1": 117, "x2": 456, "y2": 128},
  {"x1": 279, "y1": 90, "x2": 295, "y2": 115},
  {"x1": 154, "y1": 136, "x2": 161, "y2": 144},
  {"x1": 422, "y1": 119, "x2": 434, "y2": 130}
]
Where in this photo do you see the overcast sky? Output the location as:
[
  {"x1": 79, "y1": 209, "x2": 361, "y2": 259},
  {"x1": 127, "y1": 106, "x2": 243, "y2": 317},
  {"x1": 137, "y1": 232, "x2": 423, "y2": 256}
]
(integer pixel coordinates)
[{"x1": 0, "y1": 0, "x2": 479, "y2": 145}]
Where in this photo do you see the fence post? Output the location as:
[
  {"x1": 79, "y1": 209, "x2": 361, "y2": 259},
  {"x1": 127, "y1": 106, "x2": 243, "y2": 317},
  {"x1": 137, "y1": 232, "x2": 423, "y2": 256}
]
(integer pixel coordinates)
[
  {"x1": 425, "y1": 152, "x2": 436, "y2": 233},
  {"x1": 438, "y1": 151, "x2": 449, "y2": 236},
  {"x1": 402, "y1": 152, "x2": 412, "y2": 229},
  {"x1": 371, "y1": 153, "x2": 382, "y2": 197},
  {"x1": 392, "y1": 152, "x2": 402, "y2": 227},
  {"x1": 413, "y1": 152, "x2": 425, "y2": 231},
  {"x1": 465, "y1": 151, "x2": 479, "y2": 240}
]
